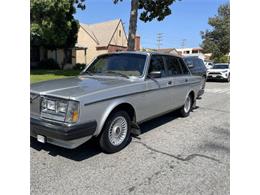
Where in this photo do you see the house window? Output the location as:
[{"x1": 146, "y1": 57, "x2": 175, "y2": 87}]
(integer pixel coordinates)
[{"x1": 119, "y1": 30, "x2": 121, "y2": 37}]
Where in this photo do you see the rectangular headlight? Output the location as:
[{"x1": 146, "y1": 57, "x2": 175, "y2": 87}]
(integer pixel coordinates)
[
  {"x1": 57, "y1": 102, "x2": 67, "y2": 113},
  {"x1": 47, "y1": 100, "x2": 56, "y2": 111},
  {"x1": 40, "y1": 97, "x2": 79, "y2": 123},
  {"x1": 41, "y1": 97, "x2": 66, "y2": 121}
]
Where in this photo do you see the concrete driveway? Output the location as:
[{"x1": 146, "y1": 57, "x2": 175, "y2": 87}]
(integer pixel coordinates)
[{"x1": 31, "y1": 81, "x2": 230, "y2": 194}]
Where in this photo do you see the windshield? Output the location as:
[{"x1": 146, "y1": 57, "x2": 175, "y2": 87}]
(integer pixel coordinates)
[
  {"x1": 212, "y1": 64, "x2": 229, "y2": 69},
  {"x1": 84, "y1": 53, "x2": 147, "y2": 77}
]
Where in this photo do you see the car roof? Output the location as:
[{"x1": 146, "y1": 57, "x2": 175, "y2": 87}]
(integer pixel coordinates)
[
  {"x1": 184, "y1": 56, "x2": 198, "y2": 58},
  {"x1": 106, "y1": 51, "x2": 182, "y2": 58}
]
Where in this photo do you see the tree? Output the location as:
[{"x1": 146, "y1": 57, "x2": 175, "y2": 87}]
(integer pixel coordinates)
[
  {"x1": 31, "y1": 0, "x2": 85, "y2": 50},
  {"x1": 201, "y1": 3, "x2": 230, "y2": 62},
  {"x1": 113, "y1": 0, "x2": 177, "y2": 51}
]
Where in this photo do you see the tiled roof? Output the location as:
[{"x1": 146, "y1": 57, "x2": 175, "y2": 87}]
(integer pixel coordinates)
[{"x1": 157, "y1": 48, "x2": 177, "y2": 53}]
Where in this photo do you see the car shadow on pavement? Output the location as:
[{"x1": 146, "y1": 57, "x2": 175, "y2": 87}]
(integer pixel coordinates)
[
  {"x1": 206, "y1": 80, "x2": 228, "y2": 83},
  {"x1": 30, "y1": 137, "x2": 102, "y2": 161},
  {"x1": 139, "y1": 110, "x2": 181, "y2": 135},
  {"x1": 30, "y1": 109, "x2": 190, "y2": 161}
]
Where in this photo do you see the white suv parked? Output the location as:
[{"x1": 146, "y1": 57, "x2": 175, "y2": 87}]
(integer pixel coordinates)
[{"x1": 207, "y1": 63, "x2": 230, "y2": 82}]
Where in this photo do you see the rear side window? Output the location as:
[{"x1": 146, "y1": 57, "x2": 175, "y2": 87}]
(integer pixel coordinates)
[
  {"x1": 178, "y1": 58, "x2": 190, "y2": 74},
  {"x1": 149, "y1": 55, "x2": 167, "y2": 77},
  {"x1": 164, "y1": 56, "x2": 183, "y2": 76}
]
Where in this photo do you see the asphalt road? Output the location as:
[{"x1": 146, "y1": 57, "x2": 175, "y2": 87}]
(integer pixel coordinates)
[{"x1": 31, "y1": 81, "x2": 230, "y2": 195}]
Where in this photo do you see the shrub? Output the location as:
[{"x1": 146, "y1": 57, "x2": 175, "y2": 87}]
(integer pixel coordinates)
[
  {"x1": 38, "y1": 58, "x2": 60, "y2": 70},
  {"x1": 214, "y1": 55, "x2": 229, "y2": 63},
  {"x1": 73, "y1": 63, "x2": 86, "y2": 70}
]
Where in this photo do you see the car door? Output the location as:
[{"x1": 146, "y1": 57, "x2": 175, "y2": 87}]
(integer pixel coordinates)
[
  {"x1": 142, "y1": 55, "x2": 174, "y2": 120},
  {"x1": 164, "y1": 55, "x2": 190, "y2": 108}
]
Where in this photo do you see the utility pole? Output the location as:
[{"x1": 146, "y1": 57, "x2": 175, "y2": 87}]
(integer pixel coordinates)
[
  {"x1": 157, "y1": 33, "x2": 163, "y2": 49},
  {"x1": 181, "y1": 38, "x2": 186, "y2": 48}
]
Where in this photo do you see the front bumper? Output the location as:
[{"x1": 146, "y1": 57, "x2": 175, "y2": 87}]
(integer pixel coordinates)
[
  {"x1": 31, "y1": 118, "x2": 97, "y2": 148},
  {"x1": 207, "y1": 73, "x2": 229, "y2": 80}
]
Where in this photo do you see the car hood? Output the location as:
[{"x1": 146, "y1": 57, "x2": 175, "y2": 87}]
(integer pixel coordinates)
[{"x1": 31, "y1": 76, "x2": 141, "y2": 100}]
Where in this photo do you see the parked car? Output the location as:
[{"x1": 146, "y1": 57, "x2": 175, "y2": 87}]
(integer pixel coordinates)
[
  {"x1": 31, "y1": 52, "x2": 202, "y2": 153},
  {"x1": 183, "y1": 56, "x2": 207, "y2": 98},
  {"x1": 207, "y1": 63, "x2": 230, "y2": 82},
  {"x1": 204, "y1": 61, "x2": 214, "y2": 69}
]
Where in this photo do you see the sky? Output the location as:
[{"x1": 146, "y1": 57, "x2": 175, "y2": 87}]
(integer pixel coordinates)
[{"x1": 74, "y1": 0, "x2": 229, "y2": 49}]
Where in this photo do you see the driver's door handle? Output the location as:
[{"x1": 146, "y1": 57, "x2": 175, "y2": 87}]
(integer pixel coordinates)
[{"x1": 167, "y1": 81, "x2": 172, "y2": 85}]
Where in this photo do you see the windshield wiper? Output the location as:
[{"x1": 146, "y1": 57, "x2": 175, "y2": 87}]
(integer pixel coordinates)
[{"x1": 104, "y1": 71, "x2": 129, "y2": 79}]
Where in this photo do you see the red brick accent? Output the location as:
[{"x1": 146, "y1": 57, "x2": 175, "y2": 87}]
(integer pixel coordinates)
[
  {"x1": 107, "y1": 45, "x2": 127, "y2": 52},
  {"x1": 96, "y1": 46, "x2": 108, "y2": 50},
  {"x1": 134, "y1": 36, "x2": 140, "y2": 51}
]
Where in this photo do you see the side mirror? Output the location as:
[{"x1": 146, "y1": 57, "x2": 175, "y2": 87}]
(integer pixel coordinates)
[{"x1": 148, "y1": 71, "x2": 161, "y2": 78}]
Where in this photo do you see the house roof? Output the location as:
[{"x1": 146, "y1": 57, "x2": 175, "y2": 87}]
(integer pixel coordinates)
[
  {"x1": 192, "y1": 47, "x2": 203, "y2": 51},
  {"x1": 80, "y1": 19, "x2": 123, "y2": 47},
  {"x1": 156, "y1": 48, "x2": 182, "y2": 56},
  {"x1": 80, "y1": 24, "x2": 99, "y2": 44},
  {"x1": 157, "y1": 48, "x2": 178, "y2": 53}
]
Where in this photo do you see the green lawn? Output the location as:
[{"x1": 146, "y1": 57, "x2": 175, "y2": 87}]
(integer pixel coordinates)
[{"x1": 30, "y1": 69, "x2": 81, "y2": 83}]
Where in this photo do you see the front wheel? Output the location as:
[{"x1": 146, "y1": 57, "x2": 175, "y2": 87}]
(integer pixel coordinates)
[
  {"x1": 226, "y1": 74, "x2": 230, "y2": 82},
  {"x1": 99, "y1": 110, "x2": 131, "y2": 153},
  {"x1": 180, "y1": 94, "x2": 192, "y2": 117}
]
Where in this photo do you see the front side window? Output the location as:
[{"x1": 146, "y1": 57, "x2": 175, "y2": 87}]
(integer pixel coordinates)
[
  {"x1": 85, "y1": 53, "x2": 147, "y2": 77},
  {"x1": 194, "y1": 58, "x2": 206, "y2": 69},
  {"x1": 164, "y1": 56, "x2": 183, "y2": 76},
  {"x1": 148, "y1": 55, "x2": 167, "y2": 77},
  {"x1": 183, "y1": 57, "x2": 194, "y2": 69}
]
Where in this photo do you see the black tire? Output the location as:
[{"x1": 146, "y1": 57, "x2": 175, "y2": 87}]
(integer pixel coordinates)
[
  {"x1": 180, "y1": 94, "x2": 192, "y2": 117},
  {"x1": 99, "y1": 110, "x2": 131, "y2": 153},
  {"x1": 226, "y1": 74, "x2": 230, "y2": 82}
]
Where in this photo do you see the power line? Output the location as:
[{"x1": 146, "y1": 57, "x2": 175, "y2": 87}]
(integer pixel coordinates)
[{"x1": 156, "y1": 33, "x2": 163, "y2": 49}]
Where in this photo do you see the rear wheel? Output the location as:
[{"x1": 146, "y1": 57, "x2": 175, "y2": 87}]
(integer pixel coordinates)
[
  {"x1": 180, "y1": 94, "x2": 192, "y2": 117},
  {"x1": 99, "y1": 110, "x2": 131, "y2": 153}
]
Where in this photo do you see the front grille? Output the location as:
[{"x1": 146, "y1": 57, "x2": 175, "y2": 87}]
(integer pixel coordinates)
[
  {"x1": 208, "y1": 72, "x2": 221, "y2": 75},
  {"x1": 30, "y1": 93, "x2": 41, "y2": 117}
]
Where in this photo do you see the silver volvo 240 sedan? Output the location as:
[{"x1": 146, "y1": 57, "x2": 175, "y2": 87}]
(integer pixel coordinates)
[{"x1": 31, "y1": 52, "x2": 203, "y2": 153}]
